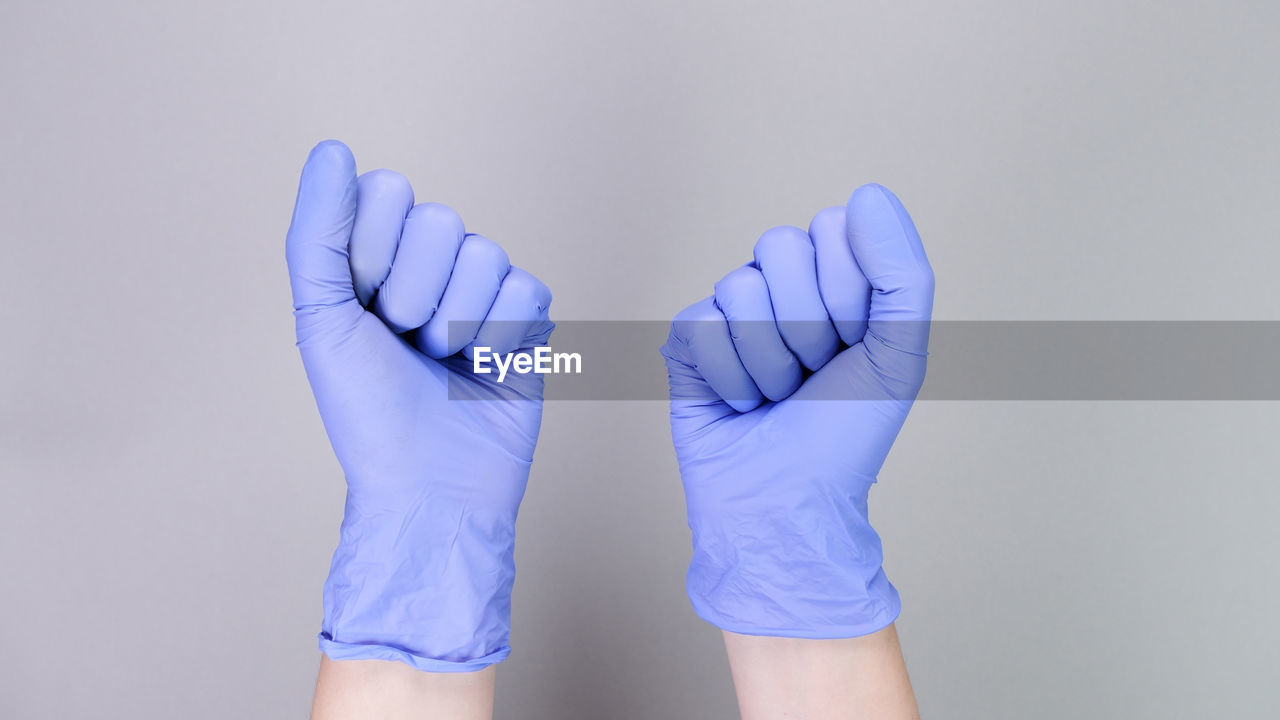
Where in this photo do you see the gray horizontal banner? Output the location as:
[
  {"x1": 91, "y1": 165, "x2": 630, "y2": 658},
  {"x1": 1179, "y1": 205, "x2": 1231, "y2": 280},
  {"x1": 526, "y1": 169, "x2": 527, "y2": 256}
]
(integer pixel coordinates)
[{"x1": 445, "y1": 321, "x2": 1280, "y2": 401}]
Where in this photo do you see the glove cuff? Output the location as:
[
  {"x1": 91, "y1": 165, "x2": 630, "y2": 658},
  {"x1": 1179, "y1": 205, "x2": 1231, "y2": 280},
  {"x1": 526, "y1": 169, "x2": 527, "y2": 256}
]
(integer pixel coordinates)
[
  {"x1": 688, "y1": 568, "x2": 901, "y2": 639},
  {"x1": 318, "y1": 487, "x2": 520, "y2": 672},
  {"x1": 684, "y1": 472, "x2": 900, "y2": 638},
  {"x1": 318, "y1": 633, "x2": 510, "y2": 673}
]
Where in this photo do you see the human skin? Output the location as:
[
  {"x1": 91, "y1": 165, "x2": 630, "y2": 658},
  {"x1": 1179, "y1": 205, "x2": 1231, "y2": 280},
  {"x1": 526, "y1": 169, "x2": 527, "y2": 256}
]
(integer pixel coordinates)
[
  {"x1": 724, "y1": 625, "x2": 920, "y2": 720},
  {"x1": 310, "y1": 657, "x2": 495, "y2": 720}
]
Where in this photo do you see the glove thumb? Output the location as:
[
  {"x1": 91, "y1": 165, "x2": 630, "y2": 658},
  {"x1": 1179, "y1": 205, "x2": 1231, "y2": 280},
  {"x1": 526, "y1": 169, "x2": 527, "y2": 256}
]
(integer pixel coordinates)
[
  {"x1": 285, "y1": 140, "x2": 362, "y2": 340},
  {"x1": 846, "y1": 184, "x2": 934, "y2": 357}
]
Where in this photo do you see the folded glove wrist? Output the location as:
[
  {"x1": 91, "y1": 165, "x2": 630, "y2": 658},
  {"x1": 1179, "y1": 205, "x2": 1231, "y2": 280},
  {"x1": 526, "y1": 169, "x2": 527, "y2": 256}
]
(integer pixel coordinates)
[
  {"x1": 683, "y1": 463, "x2": 901, "y2": 639},
  {"x1": 319, "y1": 474, "x2": 525, "y2": 671}
]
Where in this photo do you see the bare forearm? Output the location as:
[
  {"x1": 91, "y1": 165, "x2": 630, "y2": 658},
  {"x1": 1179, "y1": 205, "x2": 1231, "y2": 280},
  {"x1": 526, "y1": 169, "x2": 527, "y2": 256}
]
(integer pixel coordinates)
[
  {"x1": 309, "y1": 656, "x2": 495, "y2": 720},
  {"x1": 723, "y1": 624, "x2": 919, "y2": 720}
]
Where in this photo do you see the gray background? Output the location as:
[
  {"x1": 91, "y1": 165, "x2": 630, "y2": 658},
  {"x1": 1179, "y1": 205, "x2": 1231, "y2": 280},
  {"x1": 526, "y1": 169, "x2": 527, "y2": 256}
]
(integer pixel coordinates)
[{"x1": 2, "y1": 1, "x2": 1278, "y2": 718}]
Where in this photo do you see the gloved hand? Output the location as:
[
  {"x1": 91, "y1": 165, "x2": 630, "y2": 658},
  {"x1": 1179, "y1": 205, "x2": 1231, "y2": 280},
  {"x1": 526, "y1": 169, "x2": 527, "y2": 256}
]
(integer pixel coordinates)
[
  {"x1": 661, "y1": 184, "x2": 933, "y2": 638},
  {"x1": 286, "y1": 140, "x2": 553, "y2": 671}
]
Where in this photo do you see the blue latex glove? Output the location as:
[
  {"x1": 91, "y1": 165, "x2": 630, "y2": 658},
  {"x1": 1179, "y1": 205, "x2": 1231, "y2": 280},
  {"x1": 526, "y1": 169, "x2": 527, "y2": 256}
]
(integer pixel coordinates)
[
  {"x1": 661, "y1": 184, "x2": 934, "y2": 638},
  {"x1": 286, "y1": 141, "x2": 553, "y2": 671}
]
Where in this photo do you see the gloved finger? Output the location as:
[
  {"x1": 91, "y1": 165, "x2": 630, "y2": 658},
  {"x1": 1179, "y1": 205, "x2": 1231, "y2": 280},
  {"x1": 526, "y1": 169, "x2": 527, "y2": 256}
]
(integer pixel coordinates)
[
  {"x1": 285, "y1": 140, "x2": 359, "y2": 314},
  {"x1": 466, "y1": 267, "x2": 552, "y2": 359},
  {"x1": 414, "y1": 234, "x2": 510, "y2": 358},
  {"x1": 752, "y1": 226, "x2": 840, "y2": 371},
  {"x1": 373, "y1": 202, "x2": 466, "y2": 333},
  {"x1": 809, "y1": 206, "x2": 871, "y2": 346},
  {"x1": 349, "y1": 169, "x2": 414, "y2": 307},
  {"x1": 714, "y1": 265, "x2": 801, "y2": 401},
  {"x1": 846, "y1": 184, "x2": 934, "y2": 355},
  {"x1": 674, "y1": 297, "x2": 762, "y2": 413}
]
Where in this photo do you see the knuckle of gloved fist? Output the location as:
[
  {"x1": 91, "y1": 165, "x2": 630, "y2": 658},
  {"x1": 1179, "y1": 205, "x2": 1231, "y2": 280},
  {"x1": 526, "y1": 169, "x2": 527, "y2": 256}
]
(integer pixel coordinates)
[
  {"x1": 406, "y1": 201, "x2": 464, "y2": 233},
  {"x1": 504, "y1": 268, "x2": 552, "y2": 311},
  {"x1": 358, "y1": 168, "x2": 412, "y2": 199},
  {"x1": 809, "y1": 205, "x2": 845, "y2": 232},
  {"x1": 753, "y1": 225, "x2": 812, "y2": 262},
  {"x1": 713, "y1": 266, "x2": 766, "y2": 308},
  {"x1": 674, "y1": 299, "x2": 718, "y2": 328},
  {"x1": 459, "y1": 235, "x2": 511, "y2": 276}
]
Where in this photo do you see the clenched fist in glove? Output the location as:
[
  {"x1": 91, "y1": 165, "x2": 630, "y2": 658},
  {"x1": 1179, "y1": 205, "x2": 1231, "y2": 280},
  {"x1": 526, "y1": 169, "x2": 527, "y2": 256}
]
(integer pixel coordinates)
[
  {"x1": 661, "y1": 184, "x2": 934, "y2": 638},
  {"x1": 286, "y1": 141, "x2": 553, "y2": 672}
]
